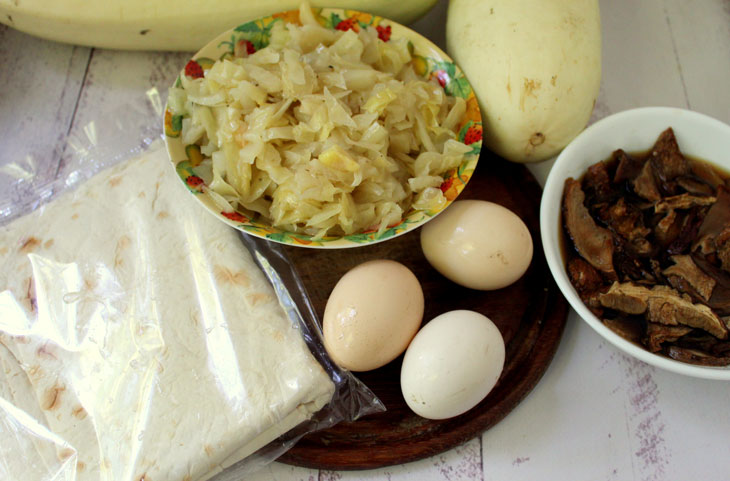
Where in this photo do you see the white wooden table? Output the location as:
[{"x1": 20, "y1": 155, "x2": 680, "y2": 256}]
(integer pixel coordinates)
[{"x1": 1, "y1": 1, "x2": 729, "y2": 479}]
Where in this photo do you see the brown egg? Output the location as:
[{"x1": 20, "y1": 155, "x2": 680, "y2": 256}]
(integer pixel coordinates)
[
  {"x1": 420, "y1": 200, "x2": 533, "y2": 290},
  {"x1": 323, "y1": 260, "x2": 424, "y2": 372}
]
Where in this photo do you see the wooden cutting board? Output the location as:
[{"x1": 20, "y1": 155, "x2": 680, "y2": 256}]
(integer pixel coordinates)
[{"x1": 274, "y1": 155, "x2": 568, "y2": 470}]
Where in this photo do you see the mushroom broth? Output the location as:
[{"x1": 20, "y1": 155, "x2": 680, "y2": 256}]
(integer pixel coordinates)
[{"x1": 561, "y1": 128, "x2": 730, "y2": 366}]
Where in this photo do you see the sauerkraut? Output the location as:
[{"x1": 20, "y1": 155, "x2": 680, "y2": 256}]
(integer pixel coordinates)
[{"x1": 167, "y1": 5, "x2": 471, "y2": 239}]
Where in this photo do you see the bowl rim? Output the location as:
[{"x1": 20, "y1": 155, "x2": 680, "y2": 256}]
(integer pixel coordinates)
[
  {"x1": 540, "y1": 106, "x2": 730, "y2": 380},
  {"x1": 162, "y1": 6, "x2": 482, "y2": 249}
]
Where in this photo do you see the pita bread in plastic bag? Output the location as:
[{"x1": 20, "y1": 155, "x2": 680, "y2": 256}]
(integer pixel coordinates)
[{"x1": 0, "y1": 149, "x2": 335, "y2": 481}]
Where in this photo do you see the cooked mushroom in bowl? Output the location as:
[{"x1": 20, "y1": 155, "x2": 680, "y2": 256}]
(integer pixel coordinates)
[{"x1": 541, "y1": 107, "x2": 730, "y2": 380}]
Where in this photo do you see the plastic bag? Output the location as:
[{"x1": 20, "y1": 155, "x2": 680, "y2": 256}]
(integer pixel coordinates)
[{"x1": 0, "y1": 101, "x2": 383, "y2": 480}]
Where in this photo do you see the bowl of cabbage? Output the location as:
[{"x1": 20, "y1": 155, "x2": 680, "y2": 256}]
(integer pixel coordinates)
[{"x1": 163, "y1": 4, "x2": 481, "y2": 248}]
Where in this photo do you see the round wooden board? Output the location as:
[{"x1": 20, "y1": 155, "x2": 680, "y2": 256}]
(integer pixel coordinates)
[{"x1": 277, "y1": 155, "x2": 568, "y2": 470}]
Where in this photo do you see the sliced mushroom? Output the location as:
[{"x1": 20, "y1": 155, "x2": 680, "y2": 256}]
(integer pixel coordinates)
[
  {"x1": 677, "y1": 176, "x2": 715, "y2": 196},
  {"x1": 667, "y1": 207, "x2": 706, "y2": 255},
  {"x1": 654, "y1": 209, "x2": 682, "y2": 247},
  {"x1": 599, "y1": 198, "x2": 651, "y2": 255},
  {"x1": 646, "y1": 287, "x2": 728, "y2": 339},
  {"x1": 649, "y1": 127, "x2": 690, "y2": 182},
  {"x1": 632, "y1": 161, "x2": 662, "y2": 202},
  {"x1": 563, "y1": 178, "x2": 617, "y2": 279},
  {"x1": 567, "y1": 257, "x2": 604, "y2": 297},
  {"x1": 599, "y1": 282, "x2": 650, "y2": 314},
  {"x1": 584, "y1": 161, "x2": 615, "y2": 203},
  {"x1": 644, "y1": 323, "x2": 692, "y2": 353},
  {"x1": 692, "y1": 254, "x2": 730, "y2": 316},
  {"x1": 663, "y1": 255, "x2": 716, "y2": 301},
  {"x1": 666, "y1": 345, "x2": 730, "y2": 366},
  {"x1": 599, "y1": 281, "x2": 728, "y2": 339},
  {"x1": 694, "y1": 186, "x2": 730, "y2": 255},
  {"x1": 655, "y1": 193, "x2": 716, "y2": 214},
  {"x1": 716, "y1": 226, "x2": 730, "y2": 272},
  {"x1": 603, "y1": 317, "x2": 644, "y2": 344},
  {"x1": 613, "y1": 149, "x2": 644, "y2": 184}
]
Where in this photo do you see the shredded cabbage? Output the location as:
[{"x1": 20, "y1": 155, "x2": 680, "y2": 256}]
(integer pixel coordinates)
[{"x1": 168, "y1": 13, "x2": 470, "y2": 238}]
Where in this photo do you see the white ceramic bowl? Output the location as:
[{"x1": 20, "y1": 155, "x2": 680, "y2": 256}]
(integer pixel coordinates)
[{"x1": 540, "y1": 107, "x2": 730, "y2": 380}]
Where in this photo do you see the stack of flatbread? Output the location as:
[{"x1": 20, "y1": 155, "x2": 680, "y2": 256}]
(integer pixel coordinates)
[{"x1": 0, "y1": 149, "x2": 335, "y2": 481}]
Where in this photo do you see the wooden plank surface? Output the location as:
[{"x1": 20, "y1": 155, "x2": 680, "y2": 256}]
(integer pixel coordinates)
[
  {"x1": 0, "y1": 25, "x2": 89, "y2": 218},
  {"x1": 1, "y1": 0, "x2": 729, "y2": 479},
  {"x1": 664, "y1": 0, "x2": 730, "y2": 121}
]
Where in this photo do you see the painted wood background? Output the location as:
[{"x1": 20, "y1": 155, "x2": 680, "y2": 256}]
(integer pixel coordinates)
[{"x1": 1, "y1": 0, "x2": 729, "y2": 479}]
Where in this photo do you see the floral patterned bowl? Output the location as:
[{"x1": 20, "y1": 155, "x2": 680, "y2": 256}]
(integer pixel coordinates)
[{"x1": 163, "y1": 7, "x2": 481, "y2": 248}]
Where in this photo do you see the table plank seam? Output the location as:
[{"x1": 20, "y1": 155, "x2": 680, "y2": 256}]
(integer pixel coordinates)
[
  {"x1": 662, "y1": 1, "x2": 691, "y2": 110},
  {"x1": 55, "y1": 47, "x2": 94, "y2": 180}
]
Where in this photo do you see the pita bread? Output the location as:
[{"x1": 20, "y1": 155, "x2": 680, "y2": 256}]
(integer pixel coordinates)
[
  {"x1": 0, "y1": 343, "x2": 76, "y2": 480},
  {"x1": 0, "y1": 149, "x2": 335, "y2": 481}
]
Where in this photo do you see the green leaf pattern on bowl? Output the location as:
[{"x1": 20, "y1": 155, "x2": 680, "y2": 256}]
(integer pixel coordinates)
[{"x1": 163, "y1": 7, "x2": 483, "y2": 248}]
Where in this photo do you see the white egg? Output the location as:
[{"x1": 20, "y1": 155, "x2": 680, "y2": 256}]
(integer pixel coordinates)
[
  {"x1": 400, "y1": 310, "x2": 505, "y2": 420},
  {"x1": 420, "y1": 200, "x2": 533, "y2": 290}
]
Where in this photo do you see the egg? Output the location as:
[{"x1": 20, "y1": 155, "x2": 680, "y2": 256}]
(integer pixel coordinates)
[
  {"x1": 323, "y1": 260, "x2": 424, "y2": 372},
  {"x1": 400, "y1": 310, "x2": 505, "y2": 420},
  {"x1": 420, "y1": 200, "x2": 533, "y2": 290}
]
